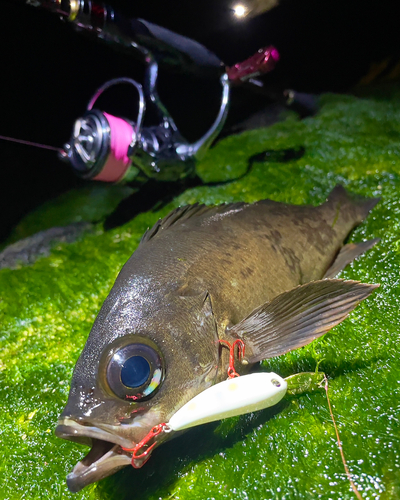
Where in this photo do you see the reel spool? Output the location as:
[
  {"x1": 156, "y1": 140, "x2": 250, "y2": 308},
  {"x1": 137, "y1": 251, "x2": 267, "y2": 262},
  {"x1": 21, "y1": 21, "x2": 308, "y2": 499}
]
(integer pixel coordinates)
[
  {"x1": 60, "y1": 78, "x2": 145, "y2": 183},
  {"x1": 60, "y1": 63, "x2": 230, "y2": 184}
]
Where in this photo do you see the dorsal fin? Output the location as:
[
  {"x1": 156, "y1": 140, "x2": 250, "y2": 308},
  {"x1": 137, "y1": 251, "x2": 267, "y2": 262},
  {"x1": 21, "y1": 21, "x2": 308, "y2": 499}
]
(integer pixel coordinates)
[{"x1": 139, "y1": 202, "x2": 245, "y2": 246}]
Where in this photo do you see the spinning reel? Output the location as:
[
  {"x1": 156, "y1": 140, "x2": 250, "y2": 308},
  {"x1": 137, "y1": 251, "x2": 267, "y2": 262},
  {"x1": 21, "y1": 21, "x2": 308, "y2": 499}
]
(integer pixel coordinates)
[
  {"x1": 3, "y1": 0, "x2": 279, "y2": 186},
  {"x1": 59, "y1": 61, "x2": 230, "y2": 183}
]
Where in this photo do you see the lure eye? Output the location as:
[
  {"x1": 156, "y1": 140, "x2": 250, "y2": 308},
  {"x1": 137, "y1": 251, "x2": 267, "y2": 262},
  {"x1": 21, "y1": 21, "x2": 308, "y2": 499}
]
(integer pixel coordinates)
[{"x1": 106, "y1": 343, "x2": 164, "y2": 400}]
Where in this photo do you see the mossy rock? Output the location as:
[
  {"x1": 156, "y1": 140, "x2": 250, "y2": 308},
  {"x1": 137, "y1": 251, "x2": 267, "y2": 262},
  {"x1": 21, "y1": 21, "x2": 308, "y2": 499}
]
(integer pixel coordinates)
[
  {"x1": 1, "y1": 89, "x2": 400, "y2": 499},
  {"x1": 5, "y1": 183, "x2": 134, "y2": 245}
]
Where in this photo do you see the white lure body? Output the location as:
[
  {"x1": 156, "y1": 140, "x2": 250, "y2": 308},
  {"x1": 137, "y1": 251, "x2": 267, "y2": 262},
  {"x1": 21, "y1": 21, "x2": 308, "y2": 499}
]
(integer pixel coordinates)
[{"x1": 168, "y1": 372, "x2": 287, "y2": 431}]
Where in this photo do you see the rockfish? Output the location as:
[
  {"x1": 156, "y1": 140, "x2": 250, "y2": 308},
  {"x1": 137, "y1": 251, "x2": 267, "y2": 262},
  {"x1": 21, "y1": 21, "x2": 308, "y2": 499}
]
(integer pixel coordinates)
[{"x1": 55, "y1": 185, "x2": 379, "y2": 492}]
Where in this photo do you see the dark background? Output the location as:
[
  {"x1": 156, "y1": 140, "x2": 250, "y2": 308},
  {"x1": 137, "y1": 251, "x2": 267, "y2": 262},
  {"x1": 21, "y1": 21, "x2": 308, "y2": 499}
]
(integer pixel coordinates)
[{"x1": 1, "y1": 0, "x2": 400, "y2": 243}]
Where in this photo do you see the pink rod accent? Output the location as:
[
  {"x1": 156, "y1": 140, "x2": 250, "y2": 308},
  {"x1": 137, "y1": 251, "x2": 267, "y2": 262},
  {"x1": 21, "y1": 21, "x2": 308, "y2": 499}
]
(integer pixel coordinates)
[
  {"x1": 270, "y1": 48, "x2": 280, "y2": 61},
  {"x1": 227, "y1": 45, "x2": 280, "y2": 82}
]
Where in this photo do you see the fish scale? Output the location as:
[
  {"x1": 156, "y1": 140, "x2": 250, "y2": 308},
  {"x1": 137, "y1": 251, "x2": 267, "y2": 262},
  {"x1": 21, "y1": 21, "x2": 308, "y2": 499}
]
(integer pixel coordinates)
[{"x1": 125, "y1": 187, "x2": 375, "y2": 332}]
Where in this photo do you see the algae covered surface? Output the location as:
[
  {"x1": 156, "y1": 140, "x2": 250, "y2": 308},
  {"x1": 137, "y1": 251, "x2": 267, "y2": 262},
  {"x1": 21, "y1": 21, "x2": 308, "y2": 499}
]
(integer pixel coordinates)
[{"x1": 1, "y1": 88, "x2": 400, "y2": 499}]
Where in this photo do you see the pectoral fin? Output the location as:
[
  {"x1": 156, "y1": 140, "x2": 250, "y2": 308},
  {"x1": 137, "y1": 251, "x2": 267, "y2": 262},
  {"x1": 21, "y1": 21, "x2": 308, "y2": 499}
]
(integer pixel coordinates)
[
  {"x1": 323, "y1": 239, "x2": 380, "y2": 279},
  {"x1": 229, "y1": 279, "x2": 379, "y2": 363}
]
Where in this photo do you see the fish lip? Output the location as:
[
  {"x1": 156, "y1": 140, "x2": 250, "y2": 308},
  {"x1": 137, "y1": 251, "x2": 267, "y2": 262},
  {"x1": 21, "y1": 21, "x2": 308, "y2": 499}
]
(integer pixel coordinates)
[
  {"x1": 55, "y1": 418, "x2": 134, "y2": 493},
  {"x1": 66, "y1": 441, "x2": 132, "y2": 493},
  {"x1": 55, "y1": 418, "x2": 134, "y2": 449}
]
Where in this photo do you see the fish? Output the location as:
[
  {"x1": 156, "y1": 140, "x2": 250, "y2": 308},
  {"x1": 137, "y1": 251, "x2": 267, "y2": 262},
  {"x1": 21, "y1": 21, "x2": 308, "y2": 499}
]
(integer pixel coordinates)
[{"x1": 55, "y1": 185, "x2": 379, "y2": 492}]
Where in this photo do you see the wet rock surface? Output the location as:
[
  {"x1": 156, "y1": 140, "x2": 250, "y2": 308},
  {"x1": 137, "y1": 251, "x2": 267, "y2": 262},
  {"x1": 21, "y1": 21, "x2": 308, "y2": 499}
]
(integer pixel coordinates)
[{"x1": 0, "y1": 223, "x2": 91, "y2": 270}]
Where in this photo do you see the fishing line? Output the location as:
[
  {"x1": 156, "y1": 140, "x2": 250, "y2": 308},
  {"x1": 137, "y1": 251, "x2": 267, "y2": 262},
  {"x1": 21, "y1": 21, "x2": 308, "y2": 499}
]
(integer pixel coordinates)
[
  {"x1": 0, "y1": 134, "x2": 62, "y2": 152},
  {"x1": 323, "y1": 374, "x2": 363, "y2": 500}
]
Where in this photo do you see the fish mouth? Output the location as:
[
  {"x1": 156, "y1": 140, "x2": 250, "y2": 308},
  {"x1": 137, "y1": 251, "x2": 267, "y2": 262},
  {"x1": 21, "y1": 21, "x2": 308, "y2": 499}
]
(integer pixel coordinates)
[{"x1": 55, "y1": 418, "x2": 134, "y2": 493}]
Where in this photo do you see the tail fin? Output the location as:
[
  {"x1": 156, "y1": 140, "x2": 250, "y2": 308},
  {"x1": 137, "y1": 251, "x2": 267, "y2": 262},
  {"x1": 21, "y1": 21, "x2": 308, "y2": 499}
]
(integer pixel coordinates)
[{"x1": 326, "y1": 185, "x2": 380, "y2": 226}]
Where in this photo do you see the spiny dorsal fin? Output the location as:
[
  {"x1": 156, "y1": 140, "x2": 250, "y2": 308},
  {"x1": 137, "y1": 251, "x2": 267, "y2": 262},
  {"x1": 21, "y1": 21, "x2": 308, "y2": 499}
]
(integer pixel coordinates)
[{"x1": 140, "y1": 202, "x2": 245, "y2": 246}]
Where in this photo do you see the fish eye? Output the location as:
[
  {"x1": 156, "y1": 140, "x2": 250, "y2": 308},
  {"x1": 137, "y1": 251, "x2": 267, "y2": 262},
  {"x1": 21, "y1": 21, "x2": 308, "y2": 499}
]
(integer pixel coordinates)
[
  {"x1": 106, "y1": 343, "x2": 164, "y2": 400},
  {"x1": 121, "y1": 356, "x2": 150, "y2": 388}
]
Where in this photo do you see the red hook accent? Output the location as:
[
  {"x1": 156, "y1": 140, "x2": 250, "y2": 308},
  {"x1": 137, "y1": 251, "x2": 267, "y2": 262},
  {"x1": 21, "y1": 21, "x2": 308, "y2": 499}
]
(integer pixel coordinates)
[
  {"x1": 219, "y1": 339, "x2": 245, "y2": 378},
  {"x1": 121, "y1": 423, "x2": 169, "y2": 468}
]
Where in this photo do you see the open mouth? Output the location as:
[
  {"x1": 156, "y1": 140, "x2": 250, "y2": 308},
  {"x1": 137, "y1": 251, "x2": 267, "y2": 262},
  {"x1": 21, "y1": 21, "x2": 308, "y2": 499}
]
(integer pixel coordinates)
[{"x1": 55, "y1": 419, "x2": 134, "y2": 493}]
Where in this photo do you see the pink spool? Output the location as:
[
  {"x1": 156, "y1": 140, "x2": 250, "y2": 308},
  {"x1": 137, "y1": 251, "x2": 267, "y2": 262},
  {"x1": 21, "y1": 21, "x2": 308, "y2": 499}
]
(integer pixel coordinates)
[{"x1": 93, "y1": 112, "x2": 135, "y2": 183}]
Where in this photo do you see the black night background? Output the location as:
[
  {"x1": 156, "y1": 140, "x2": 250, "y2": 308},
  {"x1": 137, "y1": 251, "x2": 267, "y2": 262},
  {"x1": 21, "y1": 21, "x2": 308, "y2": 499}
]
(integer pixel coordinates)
[{"x1": 1, "y1": 0, "x2": 400, "y2": 242}]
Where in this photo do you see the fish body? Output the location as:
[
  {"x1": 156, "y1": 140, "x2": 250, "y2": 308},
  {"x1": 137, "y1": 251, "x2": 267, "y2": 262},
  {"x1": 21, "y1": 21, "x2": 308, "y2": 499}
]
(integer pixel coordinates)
[{"x1": 56, "y1": 186, "x2": 379, "y2": 492}]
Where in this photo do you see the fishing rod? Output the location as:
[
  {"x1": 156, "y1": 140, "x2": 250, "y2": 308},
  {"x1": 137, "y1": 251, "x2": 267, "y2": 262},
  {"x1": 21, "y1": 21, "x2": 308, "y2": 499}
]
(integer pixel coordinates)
[{"x1": 1, "y1": 0, "x2": 279, "y2": 184}]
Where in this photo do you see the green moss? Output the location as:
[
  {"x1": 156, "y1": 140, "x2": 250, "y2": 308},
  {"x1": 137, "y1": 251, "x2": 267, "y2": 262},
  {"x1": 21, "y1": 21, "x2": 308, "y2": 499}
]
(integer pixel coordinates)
[{"x1": 1, "y1": 90, "x2": 400, "y2": 499}]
